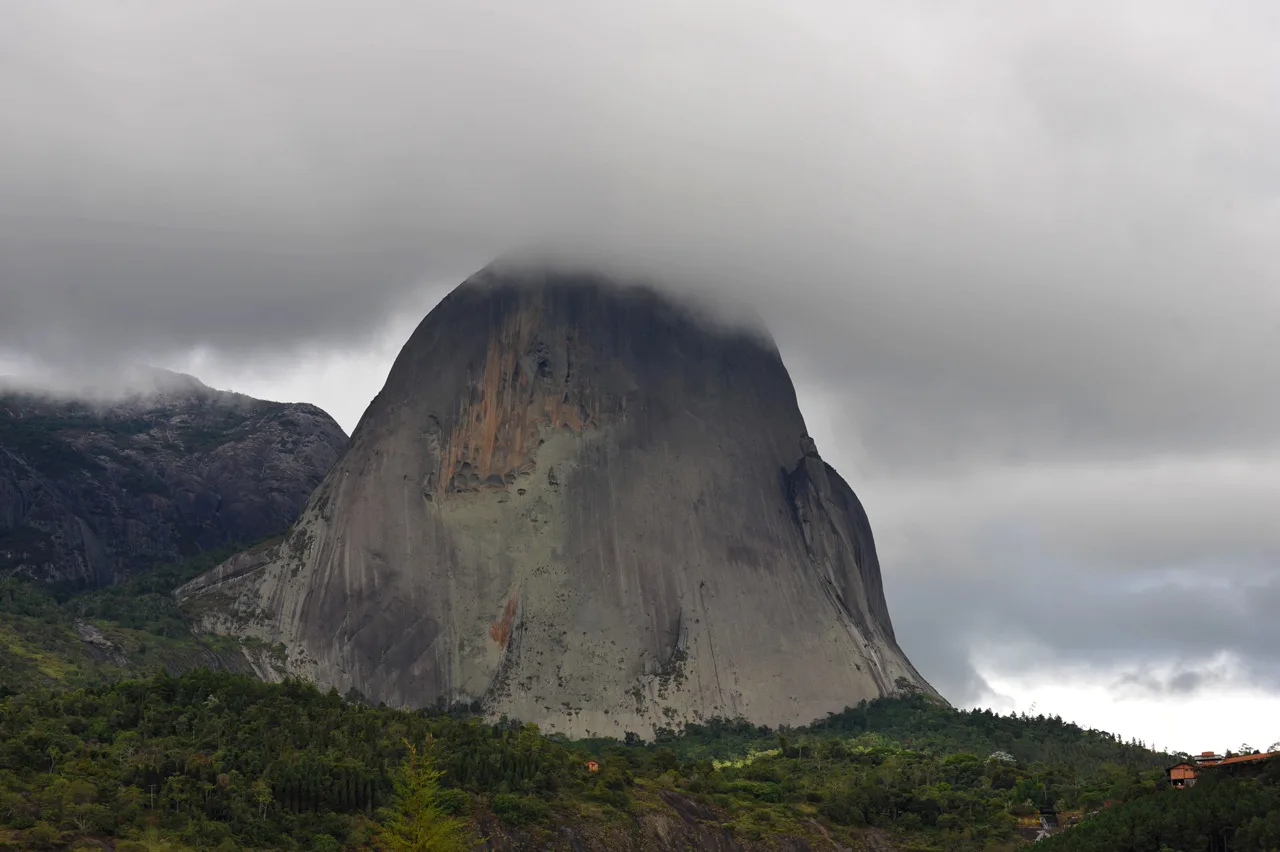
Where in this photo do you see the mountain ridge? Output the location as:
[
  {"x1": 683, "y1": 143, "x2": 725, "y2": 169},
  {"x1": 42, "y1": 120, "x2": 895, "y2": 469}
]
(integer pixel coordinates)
[
  {"x1": 0, "y1": 374, "x2": 347, "y2": 587},
  {"x1": 181, "y1": 264, "x2": 939, "y2": 735}
]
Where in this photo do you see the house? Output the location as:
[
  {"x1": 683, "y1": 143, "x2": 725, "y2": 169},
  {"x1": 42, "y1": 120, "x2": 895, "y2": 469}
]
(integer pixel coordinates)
[
  {"x1": 1167, "y1": 750, "x2": 1276, "y2": 789},
  {"x1": 1166, "y1": 761, "x2": 1199, "y2": 789},
  {"x1": 1213, "y1": 751, "x2": 1277, "y2": 774},
  {"x1": 585, "y1": 760, "x2": 599, "y2": 773}
]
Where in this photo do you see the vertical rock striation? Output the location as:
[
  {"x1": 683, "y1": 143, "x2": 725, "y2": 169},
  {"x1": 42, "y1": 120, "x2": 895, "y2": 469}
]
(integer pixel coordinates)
[{"x1": 180, "y1": 265, "x2": 939, "y2": 735}]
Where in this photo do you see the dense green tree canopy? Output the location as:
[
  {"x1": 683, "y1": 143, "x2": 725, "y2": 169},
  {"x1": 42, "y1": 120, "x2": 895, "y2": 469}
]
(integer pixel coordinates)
[
  {"x1": 1, "y1": 553, "x2": 1272, "y2": 851},
  {"x1": 0, "y1": 669, "x2": 1198, "y2": 851}
]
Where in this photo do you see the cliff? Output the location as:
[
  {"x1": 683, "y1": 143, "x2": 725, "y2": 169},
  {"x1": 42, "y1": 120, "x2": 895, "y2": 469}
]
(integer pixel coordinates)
[{"x1": 180, "y1": 265, "x2": 938, "y2": 734}]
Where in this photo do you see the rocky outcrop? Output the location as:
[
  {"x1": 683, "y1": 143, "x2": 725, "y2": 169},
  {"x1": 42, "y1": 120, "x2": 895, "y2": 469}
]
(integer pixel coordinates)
[
  {"x1": 0, "y1": 371, "x2": 347, "y2": 587},
  {"x1": 180, "y1": 265, "x2": 938, "y2": 735}
]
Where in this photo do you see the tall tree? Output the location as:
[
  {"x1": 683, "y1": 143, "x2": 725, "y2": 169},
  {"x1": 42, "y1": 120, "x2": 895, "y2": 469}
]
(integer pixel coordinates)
[{"x1": 376, "y1": 737, "x2": 473, "y2": 852}]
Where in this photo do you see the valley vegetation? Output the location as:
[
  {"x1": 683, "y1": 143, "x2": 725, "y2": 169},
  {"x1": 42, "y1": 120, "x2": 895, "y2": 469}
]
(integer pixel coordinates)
[
  {"x1": 2, "y1": 551, "x2": 1277, "y2": 850},
  {"x1": 0, "y1": 667, "x2": 1184, "y2": 851}
]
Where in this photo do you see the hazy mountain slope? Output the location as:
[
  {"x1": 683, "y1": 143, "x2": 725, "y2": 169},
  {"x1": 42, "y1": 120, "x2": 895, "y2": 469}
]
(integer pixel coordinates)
[{"x1": 0, "y1": 371, "x2": 346, "y2": 587}]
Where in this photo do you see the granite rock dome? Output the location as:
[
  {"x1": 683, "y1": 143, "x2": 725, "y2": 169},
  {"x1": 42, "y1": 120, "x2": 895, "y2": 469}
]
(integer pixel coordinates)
[{"x1": 180, "y1": 265, "x2": 938, "y2": 735}]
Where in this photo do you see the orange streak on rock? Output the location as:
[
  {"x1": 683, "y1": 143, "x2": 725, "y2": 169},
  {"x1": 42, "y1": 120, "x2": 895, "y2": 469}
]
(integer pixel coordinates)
[
  {"x1": 489, "y1": 593, "x2": 519, "y2": 647},
  {"x1": 435, "y1": 304, "x2": 598, "y2": 496}
]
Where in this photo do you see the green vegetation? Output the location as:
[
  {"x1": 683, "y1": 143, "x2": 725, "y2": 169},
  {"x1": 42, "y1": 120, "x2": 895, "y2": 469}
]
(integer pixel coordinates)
[
  {"x1": 374, "y1": 737, "x2": 474, "y2": 851},
  {"x1": 0, "y1": 409, "x2": 98, "y2": 476},
  {"x1": 0, "y1": 671, "x2": 619, "y2": 851},
  {"x1": 1038, "y1": 760, "x2": 1280, "y2": 851},
  {"x1": 577, "y1": 710, "x2": 1173, "y2": 847},
  {"x1": 65, "y1": 538, "x2": 281, "y2": 636},
  {"x1": 0, "y1": 544, "x2": 275, "y2": 698},
  {"x1": 0, "y1": 396, "x2": 155, "y2": 476},
  {"x1": 0, "y1": 392, "x2": 288, "y2": 477},
  {"x1": 0, "y1": 661, "x2": 1184, "y2": 850},
  {"x1": 642, "y1": 696, "x2": 1165, "y2": 776},
  {"x1": 0, "y1": 544, "x2": 1274, "y2": 850},
  {"x1": 173, "y1": 413, "x2": 249, "y2": 454}
]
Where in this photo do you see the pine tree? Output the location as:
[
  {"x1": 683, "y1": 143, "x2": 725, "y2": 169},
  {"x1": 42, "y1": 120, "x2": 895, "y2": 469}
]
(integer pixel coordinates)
[{"x1": 376, "y1": 736, "x2": 473, "y2": 852}]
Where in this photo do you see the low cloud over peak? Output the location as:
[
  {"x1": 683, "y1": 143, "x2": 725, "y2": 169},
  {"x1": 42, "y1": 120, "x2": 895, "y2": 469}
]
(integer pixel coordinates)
[
  {"x1": 0, "y1": 362, "x2": 214, "y2": 404},
  {"x1": 4, "y1": 1, "x2": 1278, "y2": 470}
]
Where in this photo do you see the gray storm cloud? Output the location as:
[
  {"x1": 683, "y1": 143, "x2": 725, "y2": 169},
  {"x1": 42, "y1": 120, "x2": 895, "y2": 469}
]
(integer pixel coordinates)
[{"x1": 3, "y1": 1, "x2": 1279, "y2": 707}]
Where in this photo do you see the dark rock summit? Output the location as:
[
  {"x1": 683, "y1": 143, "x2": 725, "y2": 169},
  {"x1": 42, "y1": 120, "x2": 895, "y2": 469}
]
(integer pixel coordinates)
[
  {"x1": 181, "y1": 266, "x2": 938, "y2": 734},
  {"x1": 0, "y1": 371, "x2": 347, "y2": 586}
]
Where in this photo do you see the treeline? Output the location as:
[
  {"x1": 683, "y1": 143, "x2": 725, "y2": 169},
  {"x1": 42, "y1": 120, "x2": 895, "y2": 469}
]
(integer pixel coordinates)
[
  {"x1": 644, "y1": 693, "x2": 1170, "y2": 774},
  {"x1": 1038, "y1": 762, "x2": 1280, "y2": 851},
  {"x1": 0, "y1": 670, "x2": 611, "y2": 850},
  {"x1": 0, "y1": 670, "x2": 1190, "y2": 850},
  {"x1": 588, "y1": 727, "x2": 1168, "y2": 847},
  {"x1": 0, "y1": 677, "x2": 1267, "y2": 852}
]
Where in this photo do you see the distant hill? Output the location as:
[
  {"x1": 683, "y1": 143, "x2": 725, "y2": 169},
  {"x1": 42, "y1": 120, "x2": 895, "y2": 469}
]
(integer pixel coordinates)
[{"x1": 0, "y1": 370, "x2": 346, "y2": 588}]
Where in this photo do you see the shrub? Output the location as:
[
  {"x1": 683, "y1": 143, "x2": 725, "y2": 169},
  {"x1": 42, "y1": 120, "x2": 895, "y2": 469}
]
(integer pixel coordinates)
[
  {"x1": 310, "y1": 835, "x2": 341, "y2": 852},
  {"x1": 491, "y1": 793, "x2": 549, "y2": 825},
  {"x1": 437, "y1": 788, "x2": 470, "y2": 816},
  {"x1": 23, "y1": 821, "x2": 63, "y2": 851}
]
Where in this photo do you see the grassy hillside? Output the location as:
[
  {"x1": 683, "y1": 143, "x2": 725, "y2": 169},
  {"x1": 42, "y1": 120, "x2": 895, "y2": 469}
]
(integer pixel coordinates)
[{"x1": 0, "y1": 541, "x2": 284, "y2": 698}]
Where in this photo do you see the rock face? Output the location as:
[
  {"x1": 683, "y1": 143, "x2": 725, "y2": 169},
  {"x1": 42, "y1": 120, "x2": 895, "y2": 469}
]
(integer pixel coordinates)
[
  {"x1": 180, "y1": 266, "x2": 938, "y2": 735},
  {"x1": 0, "y1": 371, "x2": 347, "y2": 586}
]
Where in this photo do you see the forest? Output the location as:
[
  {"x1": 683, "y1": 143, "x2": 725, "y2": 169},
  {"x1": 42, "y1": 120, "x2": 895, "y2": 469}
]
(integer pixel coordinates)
[
  {"x1": 0, "y1": 667, "x2": 1222, "y2": 851},
  {"x1": 1038, "y1": 761, "x2": 1280, "y2": 852},
  {"x1": 2, "y1": 552, "x2": 1277, "y2": 850}
]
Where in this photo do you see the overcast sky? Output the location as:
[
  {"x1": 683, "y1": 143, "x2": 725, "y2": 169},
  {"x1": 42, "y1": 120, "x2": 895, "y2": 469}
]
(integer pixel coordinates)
[{"x1": 4, "y1": 0, "x2": 1279, "y2": 753}]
